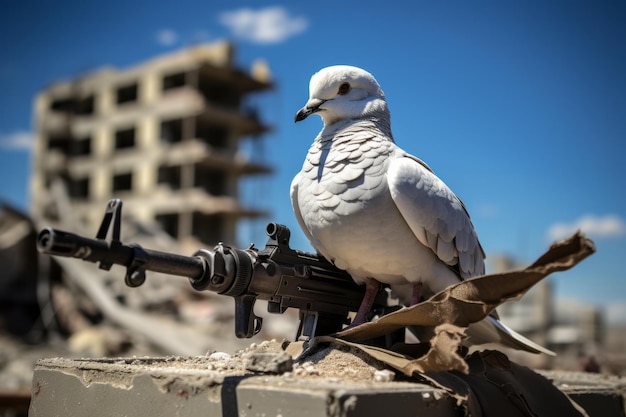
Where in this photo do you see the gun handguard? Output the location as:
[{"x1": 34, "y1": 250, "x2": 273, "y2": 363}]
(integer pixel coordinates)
[{"x1": 37, "y1": 200, "x2": 384, "y2": 340}]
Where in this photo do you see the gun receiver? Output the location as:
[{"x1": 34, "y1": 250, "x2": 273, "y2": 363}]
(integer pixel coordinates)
[{"x1": 37, "y1": 199, "x2": 387, "y2": 340}]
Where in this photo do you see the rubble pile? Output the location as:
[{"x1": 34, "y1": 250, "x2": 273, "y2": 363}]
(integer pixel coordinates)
[{"x1": 0, "y1": 203, "x2": 297, "y2": 415}]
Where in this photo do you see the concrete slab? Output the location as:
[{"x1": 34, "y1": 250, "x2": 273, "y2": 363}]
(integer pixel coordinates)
[
  {"x1": 539, "y1": 370, "x2": 626, "y2": 417},
  {"x1": 28, "y1": 344, "x2": 626, "y2": 417},
  {"x1": 29, "y1": 356, "x2": 456, "y2": 417}
]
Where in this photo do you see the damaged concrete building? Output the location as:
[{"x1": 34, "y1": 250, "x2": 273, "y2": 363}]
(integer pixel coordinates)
[
  {"x1": 0, "y1": 43, "x2": 279, "y2": 412},
  {"x1": 30, "y1": 41, "x2": 273, "y2": 248}
]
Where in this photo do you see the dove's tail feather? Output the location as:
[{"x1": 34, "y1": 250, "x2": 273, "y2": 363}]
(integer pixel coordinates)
[{"x1": 466, "y1": 316, "x2": 556, "y2": 356}]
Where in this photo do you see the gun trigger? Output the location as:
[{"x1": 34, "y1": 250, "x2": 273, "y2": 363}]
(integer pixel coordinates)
[
  {"x1": 234, "y1": 294, "x2": 262, "y2": 338},
  {"x1": 253, "y1": 316, "x2": 263, "y2": 335}
]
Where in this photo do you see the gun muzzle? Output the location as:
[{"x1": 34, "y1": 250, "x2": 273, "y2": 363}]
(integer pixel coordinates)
[{"x1": 37, "y1": 227, "x2": 114, "y2": 261}]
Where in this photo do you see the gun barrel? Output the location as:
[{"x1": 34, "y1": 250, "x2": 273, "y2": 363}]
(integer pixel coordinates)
[
  {"x1": 37, "y1": 227, "x2": 206, "y2": 280},
  {"x1": 38, "y1": 227, "x2": 120, "y2": 260}
]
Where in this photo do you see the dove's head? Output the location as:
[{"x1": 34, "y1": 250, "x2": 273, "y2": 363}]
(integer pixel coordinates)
[{"x1": 295, "y1": 65, "x2": 388, "y2": 127}]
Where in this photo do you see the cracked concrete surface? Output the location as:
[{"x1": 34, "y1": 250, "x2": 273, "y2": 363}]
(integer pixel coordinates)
[{"x1": 28, "y1": 340, "x2": 626, "y2": 417}]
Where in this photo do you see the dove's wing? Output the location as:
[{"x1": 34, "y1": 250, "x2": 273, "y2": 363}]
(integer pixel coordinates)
[
  {"x1": 387, "y1": 154, "x2": 485, "y2": 278},
  {"x1": 290, "y1": 173, "x2": 315, "y2": 245}
]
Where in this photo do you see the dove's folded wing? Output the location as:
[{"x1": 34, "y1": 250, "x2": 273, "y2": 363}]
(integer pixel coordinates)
[
  {"x1": 387, "y1": 154, "x2": 485, "y2": 278},
  {"x1": 290, "y1": 173, "x2": 316, "y2": 246}
]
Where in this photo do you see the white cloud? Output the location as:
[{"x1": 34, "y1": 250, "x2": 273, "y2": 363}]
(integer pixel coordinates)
[
  {"x1": 156, "y1": 29, "x2": 178, "y2": 46},
  {"x1": 219, "y1": 6, "x2": 308, "y2": 44},
  {"x1": 547, "y1": 214, "x2": 626, "y2": 241},
  {"x1": 192, "y1": 29, "x2": 211, "y2": 43},
  {"x1": 0, "y1": 131, "x2": 35, "y2": 151}
]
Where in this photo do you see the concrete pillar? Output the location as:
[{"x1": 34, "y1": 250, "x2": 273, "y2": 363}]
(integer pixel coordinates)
[
  {"x1": 179, "y1": 211, "x2": 192, "y2": 240},
  {"x1": 90, "y1": 127, "x2": 112, "y2": 202},
  {"x1": 182, "y1": 116, "x2": 195, "y2": 142},
  {"x1": 92, "y1": 126, "x2": 111, "y2": 159},
  {"x1": 29, "y1": 94, "x2": 50, "y2": 217},
  {"x1": 135, "y1": 117, "x2": 157, "y2": 194},
  {"x1": 141, "y1": 71, "x2": 160, "y2": 105},
  {"x1": 97, "y1": 87, "x2": 114, "y2": 116}
]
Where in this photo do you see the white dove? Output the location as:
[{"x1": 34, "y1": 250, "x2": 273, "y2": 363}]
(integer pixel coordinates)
[{"x1": 291, "y1": 65, "x2": 553, "y2": 355}]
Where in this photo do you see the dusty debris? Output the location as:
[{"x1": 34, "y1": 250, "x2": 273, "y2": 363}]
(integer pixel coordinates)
[
  {"x1": 30, "y1": 338, "x2": 400, "y2": 393},
  {"x1": 245, "y1": 351, "x2": 293, "y2": 374},
  {"x1": 374, "y1": 369, "x2": 396, "y2": 382},
  {"x1": 0, "y1": 200, "x2": 297, "y2": 410},
  {"x1": 292, "y1": 342, "x2": 389, "y2": 381}
]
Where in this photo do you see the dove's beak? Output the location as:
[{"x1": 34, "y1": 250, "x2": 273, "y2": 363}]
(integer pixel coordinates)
[{"x1": 295, "y1": 98, "x2": 327, "y2": 122}]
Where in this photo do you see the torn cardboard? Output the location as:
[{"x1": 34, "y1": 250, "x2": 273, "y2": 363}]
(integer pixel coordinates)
[
  {"x1": 286, "y1": 335, "x2": 588, "y2": 417},
  {"x1": 284, "y1": 232, "x2": 595, "y2": 416},
  {"x1": 336, "y1": 231, "x2": 595, "y2": 343}
]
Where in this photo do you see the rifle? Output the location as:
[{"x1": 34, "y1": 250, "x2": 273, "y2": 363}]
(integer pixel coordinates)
[{"x1": 37, "y1": 199, "x2": 390, "y2": 341}]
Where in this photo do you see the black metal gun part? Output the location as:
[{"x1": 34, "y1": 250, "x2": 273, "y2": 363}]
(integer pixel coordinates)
[{"x1": 37, "y1": 199, "x2": 388, "y2": 340}]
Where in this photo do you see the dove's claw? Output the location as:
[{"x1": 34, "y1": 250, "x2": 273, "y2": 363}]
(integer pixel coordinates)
[
  {"x1": 349, "y1": 279, "x2": 381, "y2": 327},
  {"x1": 410, "y1": 282, "x2": 423, "y2": 306}
]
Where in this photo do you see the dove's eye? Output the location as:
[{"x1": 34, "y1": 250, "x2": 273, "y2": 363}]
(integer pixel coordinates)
[{"x1": 337, "y1": 82, "x2": 351, "y2": 95}]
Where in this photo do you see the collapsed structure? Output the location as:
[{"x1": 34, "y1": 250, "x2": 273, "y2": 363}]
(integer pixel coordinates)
[
  {"x1": 0, "y1": 43, "x2": 282, "y2": 413},
  {"x1": 30, "y1": 41, "x2": 273, "y2": 248}
]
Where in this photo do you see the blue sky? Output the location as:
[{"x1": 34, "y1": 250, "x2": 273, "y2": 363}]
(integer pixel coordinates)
[{"x1": 1, "y1": 1, "x2": 624, "y2": 321}]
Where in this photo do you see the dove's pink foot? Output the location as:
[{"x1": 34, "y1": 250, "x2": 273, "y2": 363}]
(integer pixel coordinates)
[
  {"x1": 410, "y1": 282, "x2": 423, "y2": 306},
  {"x1": 350, "y1": 279, "x2": 381, "y2": 327}
]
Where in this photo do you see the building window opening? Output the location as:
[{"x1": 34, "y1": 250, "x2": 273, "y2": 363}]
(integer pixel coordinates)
[
  {"x1": 198, "y1": 79, "x2": 240, "y2": 108},
  {"x1": 112, "y1": 172, "x2": 133, "y2": 192},
  {"x1": 47, "y1": 137, "x2": 71, "y2": 155},
  {"x1": 67, "y1": 177, "x2": 90, "y2": 199},
  {"x1": 162, "y1": 72, "x2": 186, "y2": 91},
  {"x1": 196, "y1": 123, "x2": 228, "y2": 149},
  {"x1": 157, "y1": 165, "x2": 181, "y2": 189},
  {"x1": 115, "y1": 127, "x2": 135, "y2": 149},
  {"x1": 50, "y1": 95, "x2": 95, "y2": 115},
  {"x1": 76, "y1": 95, "x2": 95, "y2": 115},
  {"x1": 192, "y1": 212, "x2": 223, "y2": 244},
  {"x1": 50, "y1": 98, "x2": 74, "y2": 113},
  {"x1": 160, "y1": 119, "x2": 184, "y2": 144},
  {"x1": 194, "y1": 165, "x2": 227, "y2": 196},
  {"x1": 116, "y1": 83, "x2": 138, "y2": 105},
  {"x1": 71, "y1": 136, "x2": 91, "y2": 156},
  {"x1": 156, "y1": 213, "x2": 179, "y2": 239}
]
